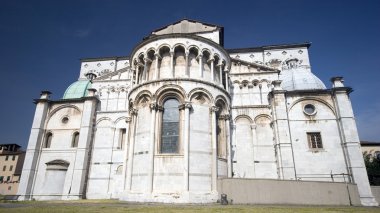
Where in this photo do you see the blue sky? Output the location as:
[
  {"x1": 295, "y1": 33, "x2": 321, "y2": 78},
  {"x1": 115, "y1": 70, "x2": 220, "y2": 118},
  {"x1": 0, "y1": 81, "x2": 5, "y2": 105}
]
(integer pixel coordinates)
[{"x1": 0, "y1": 0, "x2": 379, "y2": 148}]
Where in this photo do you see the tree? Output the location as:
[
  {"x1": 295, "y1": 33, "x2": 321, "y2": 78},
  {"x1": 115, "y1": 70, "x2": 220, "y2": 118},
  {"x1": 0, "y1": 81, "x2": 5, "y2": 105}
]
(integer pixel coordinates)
[{"x1": 363, "y1": 153, "x2": 380, "y2": 185}]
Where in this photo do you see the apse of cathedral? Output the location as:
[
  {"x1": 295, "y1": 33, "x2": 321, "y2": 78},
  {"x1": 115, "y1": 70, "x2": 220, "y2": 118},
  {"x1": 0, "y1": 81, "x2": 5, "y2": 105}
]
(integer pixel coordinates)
[{"x1": 17, "y1": 19, "x2": 377, "y2": 206}]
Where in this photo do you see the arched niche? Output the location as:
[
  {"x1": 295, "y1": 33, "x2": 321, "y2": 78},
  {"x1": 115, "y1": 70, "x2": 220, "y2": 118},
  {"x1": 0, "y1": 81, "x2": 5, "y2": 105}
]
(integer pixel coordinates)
[
  {"x1": 158, "y1": 46, "x2": 171, "y2": 78},
  {"x1": 233, "y1": 116, "x2": 255, "y2": 178},
  {"x1": 173, "y1": 45, "x2": 186, "y2": 77}
]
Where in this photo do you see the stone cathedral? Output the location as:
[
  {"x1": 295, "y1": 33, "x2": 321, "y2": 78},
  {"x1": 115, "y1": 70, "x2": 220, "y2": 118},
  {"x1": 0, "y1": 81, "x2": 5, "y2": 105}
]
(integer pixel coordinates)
[{"x1": 18, "y1": 19, "x2": 377, "y2": 206}]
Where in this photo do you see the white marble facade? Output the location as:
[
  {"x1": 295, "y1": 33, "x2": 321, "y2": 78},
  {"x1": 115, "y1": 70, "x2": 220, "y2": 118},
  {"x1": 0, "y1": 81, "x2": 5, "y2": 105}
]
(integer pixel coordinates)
[{"x1": 18, "y1": 19, "x2": 377, "y2": 206}]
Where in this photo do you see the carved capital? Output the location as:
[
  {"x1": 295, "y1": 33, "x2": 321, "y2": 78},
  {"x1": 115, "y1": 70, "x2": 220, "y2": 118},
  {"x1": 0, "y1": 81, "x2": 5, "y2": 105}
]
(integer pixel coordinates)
[
  {"x1": 125, "y1": 117, "x2": 132, "y2": 123},
  {"x1": 129, "y1": 108, "x2": 138, "y2": 115},
  {"x1": 220, "y1": 114, "x2": 231, "y2": 120},
  {"x1": 179, "y1": 102, "x2": 192, "y2": 110},
  {"x1": 250, "y1": 124, "x2": 257, "y2": 130},
  {"x1": 210, "y1": 106, "x2": 220, "y2": 113},
  {"x1": 149, "y1": 102, "x2": 158, "y2": 111},
  {"x1": 143, "y1": 58, "x2": 152, "y2": 63},
  {"x1": 156, "y1": 105, "x2": 164, "y2": 112},
  {"x1": 184, "y1": 102, "x2": 192, "y2": 109},
  {"x1": 154, "y1": 53, "x2": 162, "y2": 60},
  {"x1": 207, "y1": 58, "x2": 215, "y2": 63}
]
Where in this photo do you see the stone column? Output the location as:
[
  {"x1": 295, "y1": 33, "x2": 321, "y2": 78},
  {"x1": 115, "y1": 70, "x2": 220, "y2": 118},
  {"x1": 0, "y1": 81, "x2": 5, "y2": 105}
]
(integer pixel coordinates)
[
  {"x1": 224, "y1": 69, "x2": 230, "y2": 92},
  {"x1": 122, "y1": 117, "x2": 132, "y2": 190},
  {"x1": 135, "y1": 65, "x2": 140, "y2": 85},
  {"x1": 209, "y1": 58, "x2": 215, "y2": 81},
  {"x1": 218, "y1": 64, "x2": 223, "y2": 85},
  {"x1": 224, "y1": 114, "x2": 233, "y2": 178},
  {"x1": 170, "y1": 51, "x2": 174, "y2": 78},
  {"x1": 331, "y1": 77, "x2": 378, "y2": 206},
  {"x1": 250, "y1": 124, "x2": 257, "y2": 178},
  {"x1": 198, "y1": 54, "x2": 203, "y2": 78},
  {"x1": 70, "y1": 88, "x2": 98, "y2": 199},
  {"x1": 181, "y1": 102, "x2": 192, "y2": 191},
  {"x1": 210, "y1": 106, "x2": 219, "y2": 192},
  {"x1": 126, "y1": 108, "x2": 138, "y2": 191},
  {"x1": 185, "y1": 52, "x2": 189, "y2": 77},
  {"x1": 147, "y1": 103, "x2": 157, "y2": 193},
  {"x1": 154, "y1": 53, "x2": 161, "y2": 80},
  {"x1": 18, "y1": 91, "x2": 51, "y2": 200},
  {"x1": 269, "y1": 80, "x2": 296, "y2": 180},
  {"x1": 143, "y1": 58, "x2": 151, "y2": 82},
  {"x1": 131, "y1": 69, "x2": 135, "y2": 87},
  {"x1": 231, "y1": 124, "x2": 236, "y2": 177}
]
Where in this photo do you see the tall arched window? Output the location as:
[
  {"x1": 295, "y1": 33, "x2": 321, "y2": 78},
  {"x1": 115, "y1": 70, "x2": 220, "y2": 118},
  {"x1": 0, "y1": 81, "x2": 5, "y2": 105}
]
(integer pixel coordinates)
[
  {"x1": 71, "y1": 132, "x2": 79, "y2": 148},
  {"x1": 45, "y1": 132, "x2": 53, "y2": 148},
  {"x1": 161, "y1": 98, "x2": 180, "y2": 153}
]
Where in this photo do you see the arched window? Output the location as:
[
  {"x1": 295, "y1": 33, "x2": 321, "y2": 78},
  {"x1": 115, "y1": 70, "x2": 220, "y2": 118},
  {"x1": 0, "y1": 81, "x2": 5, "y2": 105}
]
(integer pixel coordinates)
[
  {"x1": 71, "y1": 132, "x2": 79, "y2": 148},
  {"x1": 161, "y1": 98, "x2": 180, "y2": 153},
  {"x1": 45, "y1": 132, "x2": 53, "y2": 148}
]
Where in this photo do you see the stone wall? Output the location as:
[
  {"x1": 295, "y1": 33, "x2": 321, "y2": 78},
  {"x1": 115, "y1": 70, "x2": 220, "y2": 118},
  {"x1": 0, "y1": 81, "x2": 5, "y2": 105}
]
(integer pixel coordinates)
[{"x1": 217, "y1": 178, "x2": 361, "y2": 206}]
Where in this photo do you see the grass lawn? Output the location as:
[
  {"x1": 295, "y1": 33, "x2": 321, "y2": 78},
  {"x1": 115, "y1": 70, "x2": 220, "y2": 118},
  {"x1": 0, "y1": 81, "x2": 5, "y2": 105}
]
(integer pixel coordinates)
[{"x1": 1, "y1": 200, "x2": 380, "y2": 213}]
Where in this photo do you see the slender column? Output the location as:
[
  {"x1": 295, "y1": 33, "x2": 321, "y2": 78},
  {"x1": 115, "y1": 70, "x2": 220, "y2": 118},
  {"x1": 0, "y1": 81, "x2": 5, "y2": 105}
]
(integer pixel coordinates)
[
  {"x1": 185, "y1": 52, "x2": 189, "y2": 77},
  {"x1": 224, "y1": 115, "x2": 232, "y2": 178},
  {"x1": 198, "y1": 54, "x2": 203, "y2": 78},
  {"x1": 170, "y1": 51, "x2": 174, "y2": 78},
  {"x1": 142, "y1": 58, "x2": 150, "y2": 82},
  {"x1": 122, "y1": 117, "x2": 132, "y2": 190},
  {"x1": 224, "y1": 69, "x2": 230, "y2": 92},
  {"x1": 135, "y1": 65, "x2": 140, "y2": 85},
  {"x1": 210, "y1": 106, "x2": 219, "y2": 192},
  {"x1": 132, "y1": 68, "x2": 137, "y2": 86},
  {"x1": 126, "y1": 108, "x2": 138, "y2": 191},
  {"x1": 251, "y1": 124, "x2": 257, "y2": 178},
  {"x1": 209, "y1": 58, "x2": 215, "y2": 81},
  {"x1": 231, "y1": 124, "x2": 237, "y2": 177},
  {"x1": 154, "y1": 53, "x2": 161, "y2": 80},
  {"x1": 181, "y1": 102, "x2": 192, "y2": 191},
  {"x1": 148, "y1": 103, "x2": 157, "y2": 193},
  {"x1": 219, "y1": 64, "x2": 224, "y2": 85}
]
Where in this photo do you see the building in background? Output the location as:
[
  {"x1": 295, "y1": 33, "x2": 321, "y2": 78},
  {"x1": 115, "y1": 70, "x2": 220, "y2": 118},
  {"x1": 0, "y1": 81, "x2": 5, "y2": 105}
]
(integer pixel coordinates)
[
  {"x1": 0, "y1": 144, "x2": 25, "y2": 196},
  {"x1": 17, "y1": 19, "x2": 378, "y2": 206}
]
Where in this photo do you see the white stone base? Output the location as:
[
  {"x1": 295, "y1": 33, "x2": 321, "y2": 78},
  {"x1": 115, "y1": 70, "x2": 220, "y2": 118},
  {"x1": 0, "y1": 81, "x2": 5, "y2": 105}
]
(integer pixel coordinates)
[
  {"x1": 18, "y1": 194, "x2": 82, "y2": 201},
  {"x1": 119, "y1": 191, "x2": 219, "y2": 203},
  {"x1": 360, "y1": 197, "x2": 379, "y2": 206}
]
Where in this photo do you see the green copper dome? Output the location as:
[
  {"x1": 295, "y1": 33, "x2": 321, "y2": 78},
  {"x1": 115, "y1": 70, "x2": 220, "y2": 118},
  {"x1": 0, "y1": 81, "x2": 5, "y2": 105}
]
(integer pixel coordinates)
[{"x1": 62, "y1": 80, "x2": 92, "y2": 99}]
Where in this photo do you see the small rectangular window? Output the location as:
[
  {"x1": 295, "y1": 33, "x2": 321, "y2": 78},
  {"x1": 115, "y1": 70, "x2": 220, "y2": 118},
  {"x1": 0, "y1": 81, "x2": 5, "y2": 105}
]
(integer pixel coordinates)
[
  {"x1": 9, "y1": 165, "x2": 13, "y2": 171},
  {"x1": 307, "y1": 132, "x2": 323, "y2": 149},
  {"x1": 5, "y1": 155, "x2": 9, "y2": 161},
  {"x1": 2, "y1": 166, "x2": 6, "y2": 171},
  {"x1": 12, "y1": 155, "x2": 16, "y2": 161},
  {"x1": 6, "y1": 176, "x2": 10, "y2": 181},
  {"x1": 0, "y1": 176, "x2": 3, "y2": 183}
]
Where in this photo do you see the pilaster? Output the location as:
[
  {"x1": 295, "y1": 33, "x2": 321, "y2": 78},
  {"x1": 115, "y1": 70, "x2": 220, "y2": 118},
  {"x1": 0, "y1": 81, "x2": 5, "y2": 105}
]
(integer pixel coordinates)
[
  {"x1": 70, "y1": 88, "x2": 98, "y2": 198},
  {"x1": 331, "y1": 76, "x2": 378, "y2": 206},
  {"x1": 270, "y1": 80, "x2": 296, "y2": 180},
  {"x1": 18, "y1": 91, "x2": 51, "y2": 200}
]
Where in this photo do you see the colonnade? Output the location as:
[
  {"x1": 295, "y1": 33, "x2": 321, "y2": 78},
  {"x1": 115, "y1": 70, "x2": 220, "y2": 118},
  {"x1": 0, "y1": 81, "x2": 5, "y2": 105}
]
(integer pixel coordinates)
[{"x1": 131, "y1": 48, "x2": 230, "y2": 92}]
